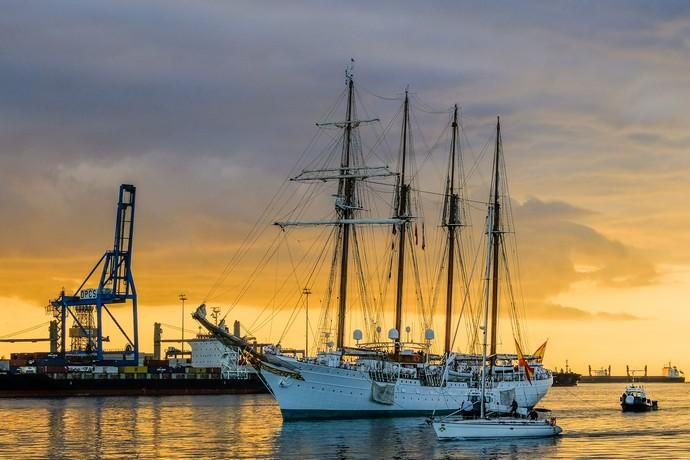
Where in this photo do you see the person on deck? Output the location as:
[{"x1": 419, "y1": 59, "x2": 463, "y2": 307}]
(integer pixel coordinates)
[{"x1": 510, "y1": 399, "x2": 518, "y2": 417}]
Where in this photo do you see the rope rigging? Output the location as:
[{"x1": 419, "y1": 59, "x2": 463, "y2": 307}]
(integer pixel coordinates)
[{"x1": 197, "y1": 75, "x2": 533, "y2": 358}]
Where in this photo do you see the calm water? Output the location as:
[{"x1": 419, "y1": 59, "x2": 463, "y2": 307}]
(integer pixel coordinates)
[{"x1": 0, "y1": 383, "x2": 688, "y2": 459}]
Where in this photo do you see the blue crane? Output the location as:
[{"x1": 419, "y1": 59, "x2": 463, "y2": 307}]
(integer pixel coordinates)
[{"x1": 49, "y1": 184, "x2": 139, "y2": 364}]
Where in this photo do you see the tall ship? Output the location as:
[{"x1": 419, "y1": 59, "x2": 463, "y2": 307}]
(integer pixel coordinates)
[{"x1": 194, "y1": 68, "x2": 552, "y2": 419}]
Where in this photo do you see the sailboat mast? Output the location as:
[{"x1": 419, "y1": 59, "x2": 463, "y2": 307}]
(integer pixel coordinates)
[
  {"x1": 489, "y1": 116, "x2": 501, "y2": 362},
  {"x1": 444, "y1": 105, "x2": 459, "y2": 354},
  {"x1": 480, "y1": 204, "x2": 495, "y2": 418},
  {"x1": 336, "y1": 75, "x2": 355, "y2": 350},
  {"x1": 393, "y1": 91, "x2": 410, "y2": 353}
]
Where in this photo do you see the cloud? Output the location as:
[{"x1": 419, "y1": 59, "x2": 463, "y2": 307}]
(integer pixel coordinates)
[
  {"x1": 527, "y1": 301, "x2": 641, "y2": 321},
  {"x1": 508, "y1": 198, "x2": 657, "y2": 318}
]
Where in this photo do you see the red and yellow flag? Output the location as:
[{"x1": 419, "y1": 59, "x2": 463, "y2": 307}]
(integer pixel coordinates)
[
  {"x1": 515, "y1": 338, "x2": 533, "y2": 384},
  {"x1": 532, "y1": 340, "x2": 548, "y2": 363}
]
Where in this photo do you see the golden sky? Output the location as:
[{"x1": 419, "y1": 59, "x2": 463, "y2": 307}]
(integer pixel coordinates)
[{"x1": 1, "y1": 1, "x2": 689, "y2": 376}]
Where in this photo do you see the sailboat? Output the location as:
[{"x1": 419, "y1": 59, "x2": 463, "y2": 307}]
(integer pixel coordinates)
[
  {"x1": 193, "y1": 69, "x2": 552, "y2": 420},
  {"x1": 432, "y1": 118, "x2": 562, "y2": 439}
]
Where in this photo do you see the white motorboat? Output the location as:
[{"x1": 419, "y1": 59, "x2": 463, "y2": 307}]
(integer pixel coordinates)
[{"x1": 620, "y1": 384, "x2": 658, "y2": 412}]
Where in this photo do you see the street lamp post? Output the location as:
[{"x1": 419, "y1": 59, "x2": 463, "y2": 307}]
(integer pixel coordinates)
[
  {"x1": 302, "y1": 287, "x2": 311, "y2": 358},
  {"x1": 179, "y1": 293, "x2": 187, "y2": 356}
]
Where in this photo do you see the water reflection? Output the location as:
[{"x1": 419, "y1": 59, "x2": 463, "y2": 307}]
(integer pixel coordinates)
[
  {"x1": 276, "y1": 417, "x2": 560, "y2": 459},
  {"x1": 437, "y1": 436, "x2": 560, "y2": 459},
  {"x1": 46, "y1": 400, "x2": 66, "y2": 459},
  {"x1": 0, "y1": 385, "x2": 688, "y2": 459}
]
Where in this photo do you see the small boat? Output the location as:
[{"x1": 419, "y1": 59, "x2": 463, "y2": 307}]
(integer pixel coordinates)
[
  {"x1": 620, "y1": 384, "x2": 658, "y2": 412},
  {"x1": 433, "y1": 416, "x2": 563, "y2": 440},
  {"x1": 430, "y1": 118, "x2": 562, "y2": 440}
]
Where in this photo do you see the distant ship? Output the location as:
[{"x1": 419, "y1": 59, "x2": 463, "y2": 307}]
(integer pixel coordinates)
[
  {"x1": 194, "y1": 69, "x2": 552, "y2": 420},
  {"x1": 551, "y1": 362, "x2": 581, "y2": 386},
  {"x1": 580, "y1": 362, "x2": 684, "y2": 383}
]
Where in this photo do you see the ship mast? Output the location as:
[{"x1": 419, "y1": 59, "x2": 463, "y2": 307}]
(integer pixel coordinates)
[
  {"x1": 335, "y1": 74, "x2": 355, "y2": 350},
  {"x1": 480, "y1": 201, "x2": 495, "y2": 418},
  {"x1": 489, "y1": 116, "x2": 502, "y2": 363},
  {"x1": 443, "y1": 105, "x2": 460, "y2": 354},
  {"x1": 393, "y1": 90, "x2": 410, "y2": 353},
  {"x1": 274, "y1": 69, "x2": 399, "y2": 351}
]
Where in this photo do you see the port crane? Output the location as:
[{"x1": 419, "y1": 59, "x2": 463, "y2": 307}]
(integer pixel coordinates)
[
  {"x1": 47, "y1": 184, "x2": 139, "y2": 364},
  {"x1": 0, "y1": 322, "x2": 58, "y2": 351}
]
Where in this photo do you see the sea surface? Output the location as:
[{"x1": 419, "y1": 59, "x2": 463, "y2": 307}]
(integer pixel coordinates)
[{"x1": 0, "y1": 383, "x2": 688, "y2": 459}]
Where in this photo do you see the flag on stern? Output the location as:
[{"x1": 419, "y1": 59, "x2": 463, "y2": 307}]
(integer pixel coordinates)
[
  {"x1": 532, "y1": 340, "x2": 548, "y2": 363},
  {"x1": 515, "y1": 338, "x2": 533, "y2": 384}
]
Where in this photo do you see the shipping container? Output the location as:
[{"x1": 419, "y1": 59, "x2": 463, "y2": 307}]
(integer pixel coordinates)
[
  {"x1": 120, "y1": 366, "x2": 148, "y2": 374},
  {"x1": 9, "y1": 359, "x2": 28, "y2": 367},
  {"x1": 39, "y1": 365, "x2": 67, "y2": 374},
  {"x1": 93, "y1": 366, "x2": 119, "y2": 374},
  {"x1": 67, "y1": 365, "x2": 94, "y2": 373}
]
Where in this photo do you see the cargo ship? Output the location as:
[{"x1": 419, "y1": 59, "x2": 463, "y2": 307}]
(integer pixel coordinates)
[
  {"x1": 0, "y1": 335, "x2": 268, "y2": 398},
  {"x1": 0, "y1": 184, "x2": 269, "y2": 398},
  {"x1": 0, "y1": 368, "x2": 265, "y2": 398},
  {"x1": 579, "y1": 363, "x2": 685, "y2": 384}
]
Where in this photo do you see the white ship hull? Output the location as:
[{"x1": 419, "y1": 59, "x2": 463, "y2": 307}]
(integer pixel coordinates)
[
  {"x1": 259, "y1": 356, "x2": 552, "y2": 420},
  {"x1": 433, "y1": 418, "x2": 562, "y2": 439}
]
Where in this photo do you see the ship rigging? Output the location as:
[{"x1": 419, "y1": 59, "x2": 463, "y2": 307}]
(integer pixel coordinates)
[{"x1": 193, "y1": 67, "x2": 553, "y2": 419}]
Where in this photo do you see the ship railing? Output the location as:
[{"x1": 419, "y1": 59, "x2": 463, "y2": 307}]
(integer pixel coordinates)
[
  {"x1": 220, "y1": 349, "x2": 250, "y2": 380},
  {"x1": 368, "y1": 366, "x2": 400, "y2": 383},
  {"x1": 419, "y1": 367, "x2": 444, "y2": 387},
  {"x1": 221, "y1": 365, "x2": 249, "y2": 380}
]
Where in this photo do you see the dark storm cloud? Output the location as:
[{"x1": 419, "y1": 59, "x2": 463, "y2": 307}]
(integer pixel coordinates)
[{"x1": 0, "y1": 0, "x2": 688, "y2": 312}]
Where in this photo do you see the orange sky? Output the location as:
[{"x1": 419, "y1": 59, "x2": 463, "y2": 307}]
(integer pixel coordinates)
[{"x1": 1, "y1": 2, "x2": 689, "y2": 376}]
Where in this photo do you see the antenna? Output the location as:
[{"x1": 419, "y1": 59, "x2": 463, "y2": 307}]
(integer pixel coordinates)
[{"x1": 345, "y1": 58, "x2": 355, "y2": 82}]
